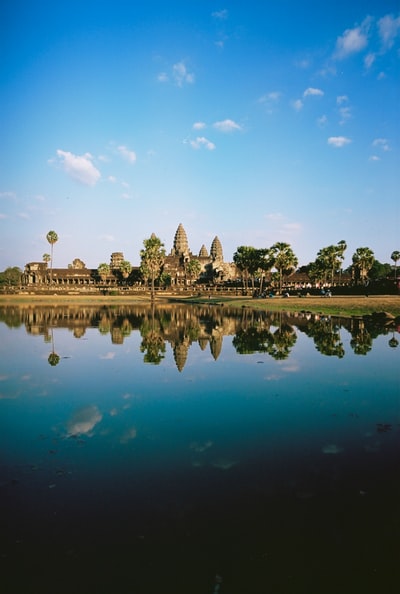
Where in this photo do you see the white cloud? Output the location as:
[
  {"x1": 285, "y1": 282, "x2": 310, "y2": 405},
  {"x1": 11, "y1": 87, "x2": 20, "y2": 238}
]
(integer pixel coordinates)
[
  {"x1": 99, "y1": 234, "x2": 115, "y2": 242},
  {"x1": 265, "y1": 212, "x2": 283, "y2": 221},
  {"x1": 372, "y1": 138, "x2": 390, "y2": 151},
  {"x1": 190, "y1": 137, "x2": 216, "y2": 150},
  {"x1": 336, "y1": 95, "x2": 348, "y2": 105},
  {"x1": 157, "y1": 72, "x2": 169, "y2": 83},
  {"x1": 0, "y1": 213, "x2": 7, "y2": 219},
  {"x1": 213, "y1": 119, "x2": 242, "y2": 132},
  {"x1": 369, "y1": 155, "x2": 381, "y2": 161},
  {"x1": 193, "y1": 121, "x2": 206, "y2": 130},
  {"x1": 303, "y1": 87, "x2": 324, "y2": 97},
  {"x1": 328, "y1": 136, "x2": 352, "y2": 147},
  {"x1": 66, "y1": 405, "x2": 102, "y2": 437},
  {"x1": 54, "y1": 149, "x2": 101, "y2": 186},
  {"x1": 334, "y1": 17, "x2": 371, "y2": 59},
  {"x1": 378, "y1": 14, "x2": 400, "y2": 50},
  {"x1": 317, "y1": 115, "x2": 328, "y2": 127},
  {"x1": 117, "y1": 145, "x2": 136, "y2": 163},
  {"x1": 108, "y1": 175, "x2": 117, "y2": 183},
  {"x1": 212, "y1": 9, "x2": 228, "y2": 20},
  {"x1": 172, "y1": 61, "x2": 195, "y2": 86},
  {"x1": 292, "y1": 99, "x2": 303, "y2": 111},
  {"x1": 364, "y1": 52, "x2": 376, "y2": 69},
  {"x1": 0, "y1": 191, "x2": 16, "y2": 199},
  {"x1": 339, "y1": 106, "x2": 352, "y2": 124}
]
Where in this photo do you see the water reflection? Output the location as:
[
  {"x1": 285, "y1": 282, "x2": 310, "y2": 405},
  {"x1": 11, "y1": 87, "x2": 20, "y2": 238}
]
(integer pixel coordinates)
[
  {"x1": 0, "y1": 304, "x2": 398, "y2": 371},
  {"x1": 0, "y1": 304, "x2": 399, "y2": 593}
]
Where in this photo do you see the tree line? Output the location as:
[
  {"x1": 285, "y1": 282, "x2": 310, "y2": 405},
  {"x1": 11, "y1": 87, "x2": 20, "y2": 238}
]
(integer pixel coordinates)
[{"x1": 0, "y1": 229, "x2": 399, "y2": 292}]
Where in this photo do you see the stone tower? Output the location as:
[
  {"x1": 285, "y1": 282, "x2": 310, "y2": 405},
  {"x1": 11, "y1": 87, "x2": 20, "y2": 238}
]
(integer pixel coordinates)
[
  {"x1": 199, "y1": 244, "x2": 209, "y2": 258},
  {"x1": 172, "y1": 223, "x2": 189, "y2": 257},
  {"x1": 110, "y1": 252, "x2": 124, "y2": 269},
  {"x1": 210, "y1": 236, "x2": 223, "y2": 261}
]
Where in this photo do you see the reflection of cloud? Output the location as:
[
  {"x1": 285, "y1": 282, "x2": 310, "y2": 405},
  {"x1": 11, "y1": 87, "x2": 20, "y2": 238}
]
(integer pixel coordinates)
[
  {"x1": 322, "y1": 444, "x2": 344, "y2": 454},
  {"x1": 190, "y1": 440, "x2": 213, "y2": 453},
  {"x1": 66, "y1": 405, "x2": 102, "y2": 437},
  {"x1": 120, "y1": 426, "x2": 137, "y2": 443},
  {"x1": 99, "y1": 352, "x2": 115, "y2": 360}
]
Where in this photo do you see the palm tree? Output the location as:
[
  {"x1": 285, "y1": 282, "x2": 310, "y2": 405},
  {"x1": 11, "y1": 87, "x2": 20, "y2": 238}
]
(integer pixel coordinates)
[
  {"x1": 352, "y1": 247, "x2": 375, "y2": 285},
  {"x1": 270, "y1": 242, "x2": 298, "y2": 294},
  {"x1": 391, "y1": 250, "x2": 400, "y2": 281},
  {"x1": 46, "y1": 230, "x2": 58, "y2": 284},
  {"x1": 119, "y1": 260, "x2": 132, "y2": 284},
  {"x1": 140, "y1": 234, "x2": 166, "y2": 301},
  {"x1": 185, "y1": 258, "x2": 201, "y2": 285},
  {"x1": 97, "y1": 263, "x2": 111, "y2": 282}
]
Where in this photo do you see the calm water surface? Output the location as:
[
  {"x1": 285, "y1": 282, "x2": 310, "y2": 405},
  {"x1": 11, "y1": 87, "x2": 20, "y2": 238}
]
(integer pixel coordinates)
[{"x1": 1, "y1": 305, "x2": 399, "y2": 593}]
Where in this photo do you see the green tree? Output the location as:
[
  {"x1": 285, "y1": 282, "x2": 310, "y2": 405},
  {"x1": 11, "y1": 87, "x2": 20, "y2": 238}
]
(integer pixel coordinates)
[
  {"x1": 97, "y1": 262, "x2": 111, "y2": 281},
  {"x1": 391, "y1": 250, "x2": 400, "y2": 280},
  {"x1": 119, "y1": 260, "x2": 132, "y2": 283},
  {"x1": 140, "y1": 234, "x2": 166, "y2": 301},
  {"x1": 46, "y1": 230, "x2": 58, "y2": 284},
  {"x1": 233, "y1": 246, "x2": 269, "y2": 291},
  {"x1": 352, "y1": 247, "x2": 375, "y2": 284},
  {"x1": 185, "y1": 258, "x2": 201, "y2": 284},
  {"x1": 43, "y1": 253, "x2": 51, "y2": 265},
  {"x1": 0, "y1": 266, "x2": 22, "y2": 287},
  {"x1": 313, "y1": 241, "x2": 347, "y2": 285},
  {"x1": 270, "y1": 242, "x2": 298, "y2": 294}
]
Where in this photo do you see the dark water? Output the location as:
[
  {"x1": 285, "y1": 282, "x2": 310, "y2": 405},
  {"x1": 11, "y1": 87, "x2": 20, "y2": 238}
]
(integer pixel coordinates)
[{"x1": 1, "y1": 305, "x2": 399, "y2": 593}]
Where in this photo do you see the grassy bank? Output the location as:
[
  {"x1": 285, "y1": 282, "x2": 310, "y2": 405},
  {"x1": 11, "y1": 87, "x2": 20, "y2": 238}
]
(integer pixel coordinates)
[{"x1": 1, "y1": 293, "x2": 400, "y2": 318}]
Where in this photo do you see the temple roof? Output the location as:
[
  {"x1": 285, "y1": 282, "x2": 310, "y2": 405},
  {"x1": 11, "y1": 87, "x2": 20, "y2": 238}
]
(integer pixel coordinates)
[{"x1": 173, "y1": 223, "x2": 189, "y2": 256}]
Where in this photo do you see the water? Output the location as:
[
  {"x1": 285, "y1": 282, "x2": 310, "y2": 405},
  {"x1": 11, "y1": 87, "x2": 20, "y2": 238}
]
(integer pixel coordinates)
[{"x1": 1, "y1": 304, "x2": 399, "y2": 593}]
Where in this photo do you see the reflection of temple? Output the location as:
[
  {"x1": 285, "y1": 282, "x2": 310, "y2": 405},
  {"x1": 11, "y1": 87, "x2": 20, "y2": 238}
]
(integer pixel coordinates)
[{"x1": 2, "y1": 304, "x2": 395, "y2": 371}]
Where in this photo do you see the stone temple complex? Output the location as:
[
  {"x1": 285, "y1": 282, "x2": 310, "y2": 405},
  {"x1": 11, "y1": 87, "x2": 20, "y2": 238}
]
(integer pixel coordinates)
[{"x1": 23, "y1": 224, "x2": 237, "y2": 287}]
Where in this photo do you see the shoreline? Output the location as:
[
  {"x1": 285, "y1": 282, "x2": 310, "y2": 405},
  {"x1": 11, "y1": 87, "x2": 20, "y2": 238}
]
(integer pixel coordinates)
[{"x1": 1, "y1": 293, "x2": 400, "y2": 319}]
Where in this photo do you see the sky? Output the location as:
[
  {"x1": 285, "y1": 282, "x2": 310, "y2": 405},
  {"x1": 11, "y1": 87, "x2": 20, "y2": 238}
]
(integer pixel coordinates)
[{"x1": 1, "y1": 0, "x2": 399, "y2": 271}]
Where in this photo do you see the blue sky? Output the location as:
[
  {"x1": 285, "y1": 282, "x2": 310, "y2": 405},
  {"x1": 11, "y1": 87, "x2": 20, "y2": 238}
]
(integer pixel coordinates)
[{"x1": 1, "y1": 0, "x2": 399, "y2": 271}]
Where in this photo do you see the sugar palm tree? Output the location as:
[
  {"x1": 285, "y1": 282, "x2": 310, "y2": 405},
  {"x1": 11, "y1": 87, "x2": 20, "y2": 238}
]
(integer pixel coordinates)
[
  {"x1": 391, "y1": 250, "x2": 400, "y2": 281},
  {"x1": 270, "y1": 242, "x2": 298, "y2": 294},
  {"x1": 140, "y1": 234, "x2": 166, "y2": 301},
  {"x1": 97, "y1": 263, "x2": 111, "y2": 282},
  {"x1": 352, "y1": 247, "x2": 375, "y2": 285},
  {"x1": 46, "y1": 230, "x2": 58, "y2": 284},
  {"x1": 119, "y1": 260, "x2": 132, "y2": 284}
]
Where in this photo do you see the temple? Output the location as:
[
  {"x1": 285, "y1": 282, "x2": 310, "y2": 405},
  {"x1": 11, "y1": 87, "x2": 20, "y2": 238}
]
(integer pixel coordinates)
[{"x1": 23, "y1": 224, "x2": 237, "y2": 287}]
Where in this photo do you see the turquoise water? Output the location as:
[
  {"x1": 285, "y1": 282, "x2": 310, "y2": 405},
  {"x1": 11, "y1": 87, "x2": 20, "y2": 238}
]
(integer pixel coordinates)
[{"x1": 1, "y1": 305, "x2": 399, "y2": 593}]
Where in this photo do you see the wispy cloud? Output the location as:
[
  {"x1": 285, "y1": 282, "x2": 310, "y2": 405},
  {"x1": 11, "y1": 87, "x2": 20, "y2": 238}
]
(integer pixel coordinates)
[
  {"x1": 193, "y1": 121, "x2": 206, "y2": 130},
  {"x1": 303, "y1": 87, "x2": 324, "y2": 97},
  {"x1": 292, "y1": 99, "x2": 303, "y2": 111},
  {"x1": 372, "y1": 137, "x2": 390, "y2": 151},
  {"x1": 213, "y1": 119, "x2": 242, "y2": 132},
  {"x1": 190, "y1": 137, "x2": 216, "y2": 150},
  {"x1": 212, "y1": 9, "x2": 228, "y2": 20},
  {"x1": 157, "y1": 61, "x2": 195, "y2": 86},
  {"x1": 328, "y1": 136, "x2": 352, "y2": 148},
  {"x1": 173, "y1": 61, "x2": 195, "y2": 86},
  {"x1": 52, "y1": 150, "x2": 101, "y2": 186},
  {"x1": 117, "y1": 145, "x2": 136, "y2": 163},
  {"x1": 378, "y1": 13, "x2": 400, "y2": 50},
  {"x1": 258, "y1": 91, "x2": 282, "y2": 113},
  {"x1": 334, "y1": 17, "x2": 371, "y2": 59}
]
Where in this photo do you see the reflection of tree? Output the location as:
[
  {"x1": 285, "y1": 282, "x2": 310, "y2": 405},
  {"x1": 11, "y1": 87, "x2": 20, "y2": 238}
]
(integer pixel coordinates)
[
  {"x1": 349, "y1": 319, "x2": 372, "y2": 355},
  {"x1": 388, "y1": 332, "x2": 399, "y2": 348},
  {"x1": 233, "y1": 327, "x2": 273, "y2": 354},
  {"x1": 267, "y1": 323, "x2": 297, "y2": 360},
  {"x1": 48, "y1": 329, "x2": 60, "y2": 366},
  {"x1": 140, "y1": 303, "x2": 166, "y2": 364},
  {"x1": 304, "y1": 317, "x2": 344, "y2": 358}
]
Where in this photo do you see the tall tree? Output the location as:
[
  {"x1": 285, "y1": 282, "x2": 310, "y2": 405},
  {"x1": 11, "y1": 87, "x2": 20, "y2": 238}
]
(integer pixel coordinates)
[
  {"x1": 352, "y1": 247, "x2": 375, "y2": 284},
  {"x1": 97, "y1": 263, "x2": 111, "y2": 281},
  {"x1": 270, "y1": 242, "x2": 298, "y2": 294},
  {"x1": 140, "y1": 234, "x2": 166, "y2": 300},
  {"x1": 314, "y1": 241, "x2": 347, "y2": 285},
  {"x1": 119, "y1": 260, "x2": 132, "y2": 284},
  {"x1": 46, "y1": 230, "x2": 58, "y2": 284},
  {"x1": 185, "y1": 258, "x2": 201, "y2": 284},
  {"x1": 391, "y1": 250, "x2": 400, "y2": 280}
]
